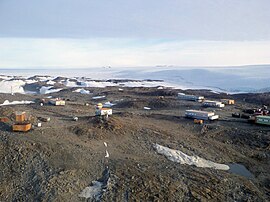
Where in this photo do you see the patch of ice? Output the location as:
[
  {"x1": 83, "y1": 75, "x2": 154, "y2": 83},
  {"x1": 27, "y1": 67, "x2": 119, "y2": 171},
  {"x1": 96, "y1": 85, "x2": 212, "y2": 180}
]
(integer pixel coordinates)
[
  {"x1": 211, "y1": 90, "x2": 221, "y2": 94},
  {"x1": 40, "y1": 86, "x2": 62, "y2": 94},
  {"x1": 46, "y1": 80, "x2": 56, "y2": 85},
  {"x1": 103, "y1": 101, "x2": 116, "y2": 108},
  {"x1": 154, "y1": 144, "x2": 229, "y2": 170},
  {"x1": 63, "y1": 80, "x2": 78, "y2": 87},
  {"x1": 25, "y1": 79, "x2": 37, "y2": 84},
  {"x1": 79, "y1": 181, "x2": 103, "y2": 200},
  {"x1": 144, "y1": 107, "x2": 151, "y2": 110},
  {"x1": 36, "y1": 76, "x2": 54, "y2": 81},
  {"x1": 82, "y1": 81, "x2": 117, "y2": 88},
  {"x1": 73, "y1": 88, "x2": 91, "y2": 94},
  {"x1": 0, "y1": 80, "x2": 25, "y2": 94},
  {"x1": 92, "y1": 95, "x2": 106, "y2": 100},
  {"x1": 79, "y1": 168, "x2": 110, "y2": 200},
  {"x1": 0, "y1": 100, "x2": 35, "y2": 106}
]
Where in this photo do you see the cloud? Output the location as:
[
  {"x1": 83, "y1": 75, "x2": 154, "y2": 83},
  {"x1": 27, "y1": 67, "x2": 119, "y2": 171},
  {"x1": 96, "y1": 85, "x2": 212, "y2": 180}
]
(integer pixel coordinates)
[
  {"x1": 0, "y1": 38, "x2": 270, "y2": 68},
  {"x1": 0, "y1": 0, "x2": 269, "y2": 40}
]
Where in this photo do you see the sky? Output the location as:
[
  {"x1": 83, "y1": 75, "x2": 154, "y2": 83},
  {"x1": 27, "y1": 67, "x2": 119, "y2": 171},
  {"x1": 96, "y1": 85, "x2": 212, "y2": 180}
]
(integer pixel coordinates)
[{"x1": 0, "y1": 0, "x2": 270, "y2": 68}]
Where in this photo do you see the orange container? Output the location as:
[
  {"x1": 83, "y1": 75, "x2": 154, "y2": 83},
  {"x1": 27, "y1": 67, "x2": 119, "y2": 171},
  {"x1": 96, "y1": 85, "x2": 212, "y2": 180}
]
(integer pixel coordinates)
[
  {"x1": 12, "y1": 123, "x2": 32, "y2": 132},
  {"x1": 0, "y1": 117, "x2": 10, "y2": 123},
  {"x1": 194, "y1": 119, "x2": 203, "y2": 124}
]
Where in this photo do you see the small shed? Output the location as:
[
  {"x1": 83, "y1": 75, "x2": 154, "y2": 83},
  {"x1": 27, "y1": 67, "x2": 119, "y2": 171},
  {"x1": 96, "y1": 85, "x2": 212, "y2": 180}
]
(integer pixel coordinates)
[
  {"x1": 49, "y1": 98, "x2": 65, "y2": 106},
  {"x1": 178, "y1": 93, "x2": 204, "y2": 102},
  {"x1": 95, "y1": 108, "x2": 112, "y2": 116},
  {"x1": 203, "y1": 100, "x2": 225, "y2": 108},
  {"x1": 221, "y1": 99, "x2": 235, "y2": 105}
]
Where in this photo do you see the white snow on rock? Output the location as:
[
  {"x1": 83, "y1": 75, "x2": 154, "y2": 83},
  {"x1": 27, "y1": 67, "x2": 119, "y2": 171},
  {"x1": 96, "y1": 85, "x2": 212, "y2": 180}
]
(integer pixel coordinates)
[
  {"x1": 154, "y1": 144, "x2": 229, "y2": 170},
  {"x1": 144, "y1": 107, "x2": 151, "y2": 110},
  {"x1": 92, "y1": 95, "x2": 106, "y2": 100},
  {"x1": 63, "y1": 80, "x2": 78, "y2": 87},
  {"x1": 79, "y1": 181, "x2": 103, "y2": 200},
  {"x1": 46, "y1": 80, "x2": 56, "y2": 85},
  {"x1": 73, "y1": 88, "x2": 91, "y2": 94},
  {"x1": 103, "y1": 101, "x2": 116, "y2": 108},
  {"x1": 39, "y1": 86, "x2": 62, "y2": 94},
  {"x1": 0, "y1": 100, "x2": 35, "y2": 106},
  {"x1": 0, "y1": 80, "x2": 25, "y2": 94}
]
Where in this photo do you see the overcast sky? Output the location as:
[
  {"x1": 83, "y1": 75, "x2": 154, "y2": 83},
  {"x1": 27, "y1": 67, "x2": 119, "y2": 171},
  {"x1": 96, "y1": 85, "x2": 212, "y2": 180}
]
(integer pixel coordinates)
[{"x1": 0, "y1": 0, "x2": 269, "y2": 68}]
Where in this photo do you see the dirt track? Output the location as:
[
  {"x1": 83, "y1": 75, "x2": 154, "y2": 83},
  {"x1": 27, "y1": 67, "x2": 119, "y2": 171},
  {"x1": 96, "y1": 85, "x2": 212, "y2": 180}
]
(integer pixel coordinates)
[{"x1": 0, "y1": 87, "x2": 269, "y2": 201}]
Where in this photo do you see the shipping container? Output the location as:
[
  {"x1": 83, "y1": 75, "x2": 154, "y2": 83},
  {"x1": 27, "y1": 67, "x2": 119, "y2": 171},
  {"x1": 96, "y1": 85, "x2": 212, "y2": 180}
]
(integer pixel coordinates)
[
  {"x1": 177, "y1": 93, "x2": 204, "y2": 102},
  {"x1": 185, "y1": 110, "x2": 219, "y2": 120},
  {"x1": 255, "y1": 116, "x2": 270, "y2": 126},
  {"x1": 202, "y1": 100, "x2": 225, "y2": 108},
  {"x1": 12, "y1": 123, "x2": 32, "y2": 132},
  {"x1": 49, "y1": 99, "x2": 65, "y2": 106}
]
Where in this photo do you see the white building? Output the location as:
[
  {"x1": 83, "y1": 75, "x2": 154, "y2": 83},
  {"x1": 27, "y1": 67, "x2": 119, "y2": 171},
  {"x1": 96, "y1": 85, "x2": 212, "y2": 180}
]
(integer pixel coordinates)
[
  {"x1": 95, "y1": 108, "x2": 112, "y2": 116},
  {"x1": 185, "y1": 110, "x2": 219, "y2": 120},
  {"x1": 202, "y1": 100, "x2": 225, "y2": 108},
  {"x1": 178, "y1": 93, "x2": 204, "y2": 102}
]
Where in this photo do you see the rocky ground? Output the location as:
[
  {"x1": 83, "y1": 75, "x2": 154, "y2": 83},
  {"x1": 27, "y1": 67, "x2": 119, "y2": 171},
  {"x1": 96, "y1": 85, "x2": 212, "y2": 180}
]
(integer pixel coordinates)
[{"x1": 0, "y1": 86, "x2": 269, "y2": 201}]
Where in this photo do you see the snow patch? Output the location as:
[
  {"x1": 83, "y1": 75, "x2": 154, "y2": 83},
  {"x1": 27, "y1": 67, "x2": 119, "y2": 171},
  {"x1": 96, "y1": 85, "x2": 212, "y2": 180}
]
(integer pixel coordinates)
[
  {"x1": 103, "y1": 101, "x2": 116, "y2": 108},
  {"x1": 79, "y1": 168, "x2": 110, "y2": 200},
  {"x1": 79, "y1": 181, "x2": 104, "y2": 200},
  {"x1": 154, "y1": 144, "x2": 229, "y2": 170},
  {"x1": 0, "y1": 80, "x2": 25, "y2": 94},
  {"x1": 0, "y1": 100, "x2": 35, "y2": 106},
  {"x1": 73, "y1": 88, "x2": 91, "y2": 94},
  {"x1": 46, "y1": 80, "x2": 56, "y2": 85},
  {"x1": 40, "y1": 86, "x2": 62, "y2": 94},
  {"x1": 92, "y1": 95, "x2": 106, "y2": 100}
]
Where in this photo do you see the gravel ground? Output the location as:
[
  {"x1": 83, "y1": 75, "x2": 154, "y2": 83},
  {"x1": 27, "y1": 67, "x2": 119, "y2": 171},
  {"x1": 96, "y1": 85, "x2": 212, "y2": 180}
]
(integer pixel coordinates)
[{"x1": 0, "y1": 87, "x2": 269, "y2": 201}]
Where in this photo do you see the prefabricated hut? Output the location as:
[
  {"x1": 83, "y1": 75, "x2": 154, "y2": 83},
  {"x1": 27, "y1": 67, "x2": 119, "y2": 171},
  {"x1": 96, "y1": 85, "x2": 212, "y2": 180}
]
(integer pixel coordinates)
[
  {"x1": 177, "y1": 93, "x2": 204, "y2": 102},
  {"x1": 49, "y1": 98, "x2": 65, "y2": 106},
  {"x1": 185, "y1": 110, "x2": 219, "y2": 120},
  {"x1": 202, "y1": 100, "x2": 225, "y2": 108}
]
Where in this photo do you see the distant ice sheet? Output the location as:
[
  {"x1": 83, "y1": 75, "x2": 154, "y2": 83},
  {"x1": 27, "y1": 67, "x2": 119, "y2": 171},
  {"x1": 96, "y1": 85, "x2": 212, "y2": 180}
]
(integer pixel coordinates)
[{"x1": 1, "y1": 65, "x2": 270, "y2": 94}]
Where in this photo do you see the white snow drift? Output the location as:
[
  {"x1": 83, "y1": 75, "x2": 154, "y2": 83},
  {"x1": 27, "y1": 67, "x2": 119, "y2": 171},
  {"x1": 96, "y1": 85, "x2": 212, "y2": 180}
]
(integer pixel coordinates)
[
  {"x1": 0, "y1": 100, "x2": 35, "y2": 106},
  {"x1": 73, "y1": 88, "x2": 91, "y2": 94},
  {"x1": 0, "y1": 80, "x2": 25, "y2": 94},
  {"x1": 39, "y1": 86, "x2": 62, "y2": 94},
  {"x1": 154, "y1": 144, "x2": 229, "y2": 170}
]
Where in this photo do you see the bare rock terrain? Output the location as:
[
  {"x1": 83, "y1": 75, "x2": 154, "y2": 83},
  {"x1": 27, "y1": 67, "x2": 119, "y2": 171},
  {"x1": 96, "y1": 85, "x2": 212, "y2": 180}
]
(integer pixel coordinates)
[{"x1": 0, "y1": 87, "x2": 269, "y2": 201}]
